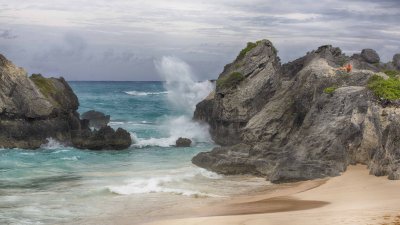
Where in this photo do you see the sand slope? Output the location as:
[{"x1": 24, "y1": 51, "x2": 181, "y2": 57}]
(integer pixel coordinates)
[{"x1": 145, "y1": 165, "x2": 400, "y2": 225}]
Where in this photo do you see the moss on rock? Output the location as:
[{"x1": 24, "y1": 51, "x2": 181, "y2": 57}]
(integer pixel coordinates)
[{"x1": 217, "y1": 72, "x2": 245, "y2": 89}]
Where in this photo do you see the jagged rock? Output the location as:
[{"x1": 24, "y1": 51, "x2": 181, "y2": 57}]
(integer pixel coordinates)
[
  {"x1": 192, "y1": 40, "x2": 400, "y2": 183},
  {"x1": 0, "y1": 54, "x2": 131, "y2": 150},
  {"x1": 176, "y1": 137, "x2": 192, "y2": 147},
  {"x1": 361, "y1": 49, "x2": 380, "y2": 64},
  {"x1": 81, "y1": 110, "x2": 110, "y2": 128},
  {"x1": 72, "y1": 126, "x2": 132, "y2": 150},
  {"x1": 394, "y1": 54, "x2": 400, "y2": 70}
]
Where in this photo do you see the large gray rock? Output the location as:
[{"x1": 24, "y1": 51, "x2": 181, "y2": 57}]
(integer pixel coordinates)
[
  {"x1": 0, "y1": 54, "x2": 131, "y2": 150},
  {"x1": 393, "y1": 54, "x2": 400, "y2": 70},
  {"x1": 81, "y1": 110, "x2": 110, "y2": 128},
  {"x1": 361, "y1": 48, "x2": 380, "y2": 63},
  {"x1": 192, "y1": 41, "x2": 400, "y2": 183}
]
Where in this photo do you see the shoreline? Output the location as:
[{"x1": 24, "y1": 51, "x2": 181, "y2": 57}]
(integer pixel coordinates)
[{"x1": 140, "y1": 165, "x2": 400, "y2": 225}]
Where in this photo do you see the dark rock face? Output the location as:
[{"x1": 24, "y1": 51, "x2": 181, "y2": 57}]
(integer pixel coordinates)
[
  {"x1": 176, "y1": 137, "x2": 192, "y2": 147},
  {"x1": 0, "y1": 54, "x2": 131, "y2": 150},
  {"x1": 361, "y1": 49, "x2": 380, "y2": 63},
  {"x1": 192, "y1": 41, "x2": 400, "y2": 182},
  {"x1": 72, "y1": 126, "x2": 132, "y2": 150},
  {"x1": 394, "y1": 54, "x2": 400, "y2": 70},
  {"x1": 81, "y1": 110, "x2": 110, "y2": 128}
]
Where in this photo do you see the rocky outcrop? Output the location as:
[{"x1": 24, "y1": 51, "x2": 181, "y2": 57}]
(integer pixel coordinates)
[
  {"x1": 72, "y1": 126, "x2": 131, "y2": 150},
  {"x1": 192, "y1": 40, "x2": 400, "y2": 183},
  {"x1": 176, "y1": 137, "x2": 192, "y2": 147},
  {"x1": 0, "y1": 54, "x2": 131, "y2": 150},
  {"x1": 361, "y1": 49, "x2": 380, "y2": 64},
  {"x1": 81, "y1": 110, "x2": 110, "y2": 128}
]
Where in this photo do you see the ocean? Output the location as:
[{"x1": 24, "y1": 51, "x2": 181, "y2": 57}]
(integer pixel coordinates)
[{"x1": 0, "y1": 57, "x2": 268, "y2": 224}]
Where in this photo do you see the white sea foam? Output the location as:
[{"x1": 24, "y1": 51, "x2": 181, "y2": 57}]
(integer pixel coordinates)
[
  {"x1": 125, "y1": 91, "x2": 168, "y2": 96},
  {"x1": 40, "y1": 138, "x2": 66, "y2": 149},
  {"x1": 61, "y1": 156, "x2": 79, "y2": 161},
  {"x1": 109, "y1": 121, "x2": 125, "y2": 126},
  {"x1": 107, "y1": 168, "x2": 223, "y2": 197}
]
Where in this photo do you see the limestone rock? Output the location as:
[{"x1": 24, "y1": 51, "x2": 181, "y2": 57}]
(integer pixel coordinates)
[
  {"x1": 192, "y1": 41, "x2": 400, "y2": 183},
  {"x1": 0, "y1": 54, "x2": 131, "y2": 150}
]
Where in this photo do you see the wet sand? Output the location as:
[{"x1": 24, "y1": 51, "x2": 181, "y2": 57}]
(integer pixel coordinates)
[{"x1": 143, "y1": 165, "x2": 400, "y2": 225}]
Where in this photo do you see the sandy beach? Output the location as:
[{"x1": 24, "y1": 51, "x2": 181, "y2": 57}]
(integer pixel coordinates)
[{"x1": 144, "y1": 165, "x2": 400, "y2": 225}]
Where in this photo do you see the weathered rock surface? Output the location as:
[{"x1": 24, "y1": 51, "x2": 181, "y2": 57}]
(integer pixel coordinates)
[
  {"x1": 394, "y1": 54, "x2": 400, "y2": 70},
  {"x1": 0, "y1": 54, "x2": 131, "y2": 150},
  {"x1": 192, "y1": 40, "x2": 400, "y2": 183},
  {"x1": 81, "y1": 110, "x2": 110, "y2": 128},
  {"x1": 176, "y1": 137, "x2": 192, "y2": 147},
  {"x1": 361, "y1": 48, "x2": 380, "y2": 64}
]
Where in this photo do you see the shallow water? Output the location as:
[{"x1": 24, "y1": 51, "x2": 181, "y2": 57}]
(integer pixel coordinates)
[{"x1": 0, "y1": 80, "x2": 268, "y2": 225}]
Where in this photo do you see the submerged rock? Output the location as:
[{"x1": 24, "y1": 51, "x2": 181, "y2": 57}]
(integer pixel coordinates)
[
  {"x1": 81, "y1": 110, "x2": 110, "y2": 128},
  {"x1": 0, "y1": 54, "x2": 131, "y2": 150},
  {"x1": 176, "y1": 137, "x2": 192, "y2": 147},
  {"x1": 192, "y1": 40, "x2": 400, "y2": 183}
]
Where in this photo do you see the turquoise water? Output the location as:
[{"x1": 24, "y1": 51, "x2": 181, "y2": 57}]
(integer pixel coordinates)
[{"x1": 0, "y1": 80, "x2": 267, "y2": 224}]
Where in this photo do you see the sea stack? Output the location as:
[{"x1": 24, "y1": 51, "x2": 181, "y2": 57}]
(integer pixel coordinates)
[
  {"x1": 192, "y1": 40, "x2": 400, "y2": 182},
  {"x1": 0, "y1": 54, "x2": 131, "y2": 150}
]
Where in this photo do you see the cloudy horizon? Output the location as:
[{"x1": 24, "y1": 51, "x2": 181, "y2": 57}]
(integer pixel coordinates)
[{"x1": 0, "y1": 0, "x2": 399, "y2": 81}]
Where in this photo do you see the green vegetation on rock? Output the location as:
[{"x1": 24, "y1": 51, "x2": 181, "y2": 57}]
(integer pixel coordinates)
[
  {"x1": 217, "y1": 72, "x2": 245, "y2": 89},
  {"x1": 237, "y1": 42, "x2": 257, "y2": 60},
  {"x1": 30, "y1": 74, "x2": 57, "y2": 98},
  {"x1": 367, "y1": 75, "x2": 400, "y2": 100},
  {"x1": 383, "y1": 70, "x2": 400, "y2": 78},
  {"x1": 323, "y1": 86, "x2": 337, "y2": 94}
]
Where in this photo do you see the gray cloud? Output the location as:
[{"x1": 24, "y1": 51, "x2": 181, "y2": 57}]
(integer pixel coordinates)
[
  {"x1": 0, "y1": 0, "x2": 399, "y2": 81},
  {"x1": 0, "y1": 29, "x2": 17, "y2": 39}
]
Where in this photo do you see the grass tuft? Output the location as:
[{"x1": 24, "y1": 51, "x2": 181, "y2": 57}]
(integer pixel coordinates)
[
  {"x1": 217, "y1": 72, "x2": 245, "y2": 89},
  {"x1": 367, "y1": 75, "x2": 400, "y2": 101}
]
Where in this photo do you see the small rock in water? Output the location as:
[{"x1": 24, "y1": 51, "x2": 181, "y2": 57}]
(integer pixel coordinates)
[{"x1": 176, "y1": 137, "x2": 192, "y2": 147}]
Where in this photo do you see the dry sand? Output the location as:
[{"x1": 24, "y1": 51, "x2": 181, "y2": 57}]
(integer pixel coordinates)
[{"x1": 144, "y1": 165, "x2": 400, "y2": 225}]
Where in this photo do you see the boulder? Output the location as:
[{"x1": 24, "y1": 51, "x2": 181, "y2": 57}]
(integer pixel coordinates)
[
  {"x1": 81, "y1": 110, "x2": 110, "y2": 128},
  {"x1": 393, "y1": 54, "x2": 400, "y2": 70},
  {"x1": 361, "y1": 48, "x2": 380, "y2": 63},
  {"x1": 72, "y1": 126, "x2": 132, "y2": 150},
  {"x1": 176, "y1": 137, "x2": 192, "y2": 147},
  {"x1": 192, "y1": 40, "x2": 400, "y2": 183}
]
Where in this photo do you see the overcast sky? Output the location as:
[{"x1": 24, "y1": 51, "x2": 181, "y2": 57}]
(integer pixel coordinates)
[{"x1": 0, "y1": 0, "x2": 399, "y2": 81}]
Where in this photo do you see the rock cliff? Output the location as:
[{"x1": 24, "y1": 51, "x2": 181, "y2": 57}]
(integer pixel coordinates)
[
  {"x1": 192, "y1": 40, "x2": 400, "y2": 182},
  {"x1": 0, "y1": 54, "x2": 131, "y2": 150}
]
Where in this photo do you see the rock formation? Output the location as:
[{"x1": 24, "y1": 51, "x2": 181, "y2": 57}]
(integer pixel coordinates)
[
  {"x1": 176, "y1": 137, "x2": 192, "y2": 147},
  {"x1": 81, "y1": 110, "x2": 110, "y2": 128},
  {"x1": 192, "y1": 40, "x2": 400, "y2": 183},
  {"x1": 0, "y1": 54, "x2": 131, "y2": 150}
]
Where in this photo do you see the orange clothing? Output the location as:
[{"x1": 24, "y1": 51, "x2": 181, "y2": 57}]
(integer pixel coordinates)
[{"x1": 345, "y1": 64, "x2": 352, "y2": 72}]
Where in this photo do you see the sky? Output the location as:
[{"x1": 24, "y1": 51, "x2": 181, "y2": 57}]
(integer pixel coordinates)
[{"x1": 0, "y1": 0, "x2": 399, "y2": 81}]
